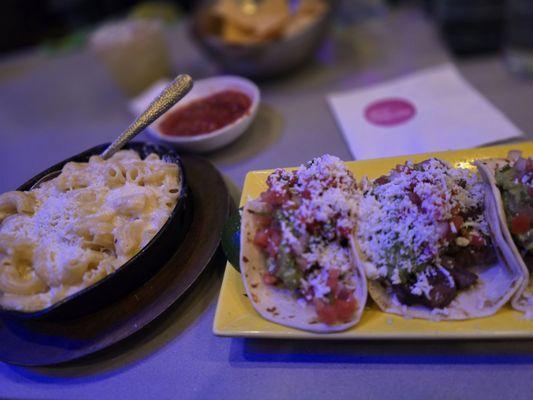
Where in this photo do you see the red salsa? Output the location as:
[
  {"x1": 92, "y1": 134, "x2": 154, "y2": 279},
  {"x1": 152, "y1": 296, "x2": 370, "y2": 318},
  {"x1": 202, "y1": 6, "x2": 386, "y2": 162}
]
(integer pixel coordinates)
[{"x1": 159, "y1": 90, "x2": 252, "y2": 137}]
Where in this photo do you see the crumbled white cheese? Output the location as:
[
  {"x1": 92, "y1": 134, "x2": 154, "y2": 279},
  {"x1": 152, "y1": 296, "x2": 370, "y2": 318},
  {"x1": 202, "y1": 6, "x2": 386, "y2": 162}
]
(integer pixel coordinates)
[
  {"x1": 264, "y1": 155, "x2": 359, "y2": 301},
  {"x1": 357, "y1": 158, "x2": 487, "y2": 297},
  {"x1": 410, "y1": 270, "x2": 431, "y2": 297}
]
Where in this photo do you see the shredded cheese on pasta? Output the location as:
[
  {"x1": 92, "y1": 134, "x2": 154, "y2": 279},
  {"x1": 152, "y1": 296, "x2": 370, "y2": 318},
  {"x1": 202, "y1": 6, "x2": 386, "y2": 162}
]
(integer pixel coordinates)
[{"x1": 0, "y1": 150, "x2": 181, "y2": 312}]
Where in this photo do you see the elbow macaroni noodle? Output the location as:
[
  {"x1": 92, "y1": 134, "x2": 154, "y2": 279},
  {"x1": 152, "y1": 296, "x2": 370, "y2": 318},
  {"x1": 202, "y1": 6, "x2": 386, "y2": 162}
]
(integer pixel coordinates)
[{"x1": 0, "y1": 150, "x2": 181, "y2": 312}]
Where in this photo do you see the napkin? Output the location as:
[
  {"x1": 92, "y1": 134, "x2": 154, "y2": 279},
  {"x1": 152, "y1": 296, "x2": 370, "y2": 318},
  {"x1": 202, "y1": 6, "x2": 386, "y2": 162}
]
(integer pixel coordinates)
[{"x1": 327, "y1": 64, "x2": 523, "y2": 160}]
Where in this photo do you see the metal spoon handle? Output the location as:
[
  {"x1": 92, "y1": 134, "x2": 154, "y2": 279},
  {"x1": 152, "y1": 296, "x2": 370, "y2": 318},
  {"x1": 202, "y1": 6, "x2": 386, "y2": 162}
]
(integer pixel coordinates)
[{"x1": 101, "y1": 74, "x2": 193, "y2": 160}]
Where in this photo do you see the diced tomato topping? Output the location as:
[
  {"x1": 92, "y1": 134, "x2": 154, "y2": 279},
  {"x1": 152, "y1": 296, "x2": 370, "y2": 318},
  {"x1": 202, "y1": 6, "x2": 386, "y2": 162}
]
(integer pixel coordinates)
[
  {"x1": 375, "y1": 175, "x2": 390, "y2": 185},
  {"x1": 337, "y1": 287, "x2": 351, "y2": 301},
  {"x1": 338, "y1": 225, "x2": 352, "y2": 237},
  {"x1": 260, "y1": 190, "x2": 287, "y2": 206},
  {"x1": 326, "y1": 269, "x2": 340, "y2": 297},
  {"x1": 451, "y1": 215, "x2": 464, "y2": 233},
  {"x1": 408, "y1": 191, "x2": 421, "y2": 206},
  {"x1": 254, "y1": 229, "x2": 269, "y2": 248},
  {"x1": 301, "y1": 189, "x2": 311, "y2": 199},
  {"x1": 271, "y1": 228, "x2": 281, "y2": 245},
  {"x1": 469, "y1": 234, "x2": 485, "y2": 248},
  {"x1": 511, "y1": 212, "x2": 530, "y2": 235},
  {"x1": 335, "y1": 296, "x2": 357, "y2": 322},
  {"x1": 306, "y1": 220, "x2": 322, "y2": 235},
  {"x1": 315, "y1": 299, "x2": 337, "y2": 325},
  {"x1": 265, "y1": 229, "x2": 281, "y2": 258},
  {"x1": 527, "y1": 208, "x2": 533, "y2": 222},
  {"x1": 262, "y1": 273, "x2": 278, "y2": 285},
  {"x1": 255, "y1": 214, "x2": 272, "y2": 227},
  {"x1": 314, "y1": 294, "x2": 357, "y2": 325},
  {"x1": 254, "y1": 227, "x2": 281, "y2": 257}
]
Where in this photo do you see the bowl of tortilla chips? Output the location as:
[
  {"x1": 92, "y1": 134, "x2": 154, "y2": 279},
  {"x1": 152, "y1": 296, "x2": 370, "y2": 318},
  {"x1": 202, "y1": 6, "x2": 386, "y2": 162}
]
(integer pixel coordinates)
[{"x1": 191, "y1": 0, "x2": 332, "y2": 79}]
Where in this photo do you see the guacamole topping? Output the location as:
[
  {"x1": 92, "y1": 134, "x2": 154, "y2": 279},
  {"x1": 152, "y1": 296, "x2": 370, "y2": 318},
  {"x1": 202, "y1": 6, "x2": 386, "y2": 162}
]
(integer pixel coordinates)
[
  {"x1": 251, "y1": 155, "x2": 360, "y2": 325},
  {"x1": 495, "y1": 154, "x2": 533, "y2": 265},
  {"x1": 358, "y1": 159, "x2": 496, "y2": 309}
]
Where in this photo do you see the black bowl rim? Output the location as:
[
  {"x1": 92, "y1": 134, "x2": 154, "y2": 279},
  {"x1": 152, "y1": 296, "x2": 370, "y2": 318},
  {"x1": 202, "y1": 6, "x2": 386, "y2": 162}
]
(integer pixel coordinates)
[{"x1": 0, "y1": 142, "x2": 187, "y2": 318}]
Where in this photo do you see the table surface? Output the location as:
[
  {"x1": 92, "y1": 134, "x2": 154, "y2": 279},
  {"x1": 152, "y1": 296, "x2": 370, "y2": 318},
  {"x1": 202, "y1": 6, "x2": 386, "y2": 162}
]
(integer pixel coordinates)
[{"x1": 1, "y1": 6, "x2": 533, "y2": 400}]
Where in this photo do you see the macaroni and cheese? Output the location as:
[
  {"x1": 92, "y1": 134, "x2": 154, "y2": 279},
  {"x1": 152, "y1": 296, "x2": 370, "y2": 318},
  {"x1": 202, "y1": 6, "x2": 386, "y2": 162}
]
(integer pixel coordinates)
[{"x1": 0, "y1": 150, "x2": 181, "y2": 312}]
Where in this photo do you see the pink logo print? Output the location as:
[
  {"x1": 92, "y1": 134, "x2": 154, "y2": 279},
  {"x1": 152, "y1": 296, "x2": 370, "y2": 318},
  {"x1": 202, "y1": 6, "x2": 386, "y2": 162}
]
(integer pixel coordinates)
[{"x1": 364, "y1": 98, "x2": 416, "y2": 127}]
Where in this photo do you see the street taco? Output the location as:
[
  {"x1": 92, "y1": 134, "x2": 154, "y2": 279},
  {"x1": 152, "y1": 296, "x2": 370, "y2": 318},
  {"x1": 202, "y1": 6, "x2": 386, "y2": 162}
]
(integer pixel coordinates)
[
  {"x1": 355, "y1": 158, "x2": 522, "y2": 320},
  {"x1": 240, "y1": 155, "x2": 367, "y2": 332},
  {"x1": 477, "y1": 151, "x2": 533, "y2": 317}
]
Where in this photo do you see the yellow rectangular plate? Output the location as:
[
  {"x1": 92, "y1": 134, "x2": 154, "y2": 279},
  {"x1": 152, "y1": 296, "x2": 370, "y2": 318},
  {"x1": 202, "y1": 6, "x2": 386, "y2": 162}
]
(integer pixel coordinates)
[{"x1": 214, "y1": 142, "x2": 533, "y2": 339}]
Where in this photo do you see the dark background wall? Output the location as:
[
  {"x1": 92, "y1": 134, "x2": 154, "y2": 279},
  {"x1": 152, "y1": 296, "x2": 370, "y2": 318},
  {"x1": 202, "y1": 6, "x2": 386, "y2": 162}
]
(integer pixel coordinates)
[
  {"x1": 0, "y1": 0, "x2": 508, "y2": 56},
  {"x1": 0, "y1": 0, "x2": 196, "y2": 54}
]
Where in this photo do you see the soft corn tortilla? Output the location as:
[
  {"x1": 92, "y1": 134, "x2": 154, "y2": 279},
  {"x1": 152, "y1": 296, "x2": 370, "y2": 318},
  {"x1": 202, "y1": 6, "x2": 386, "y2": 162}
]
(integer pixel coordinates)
[
  {"x1": 353, "y1": 175, "x2": 524, "y2": 321},
  {"x1": 240, "y1": 200, "x2": 367, "y2": 333},
  {"x1": 477, "y1": 160, "x2": 532, "y2": 317}
]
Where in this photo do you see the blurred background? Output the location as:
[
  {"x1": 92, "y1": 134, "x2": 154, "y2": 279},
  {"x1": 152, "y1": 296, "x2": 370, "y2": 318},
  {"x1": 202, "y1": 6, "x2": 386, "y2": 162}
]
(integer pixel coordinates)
[
  {"x1": 3, "y1": 4, "x2": 533, "y2": 400},
  {"x1": 1, "y1": 0, "x2": 531, "y2": 69},
  {"x1": 0, "y1": 0, "x2": 531, "y2": 96},
  {"x1": 0, "y1": 0, "x2": 533, "y2": 87},
  {"x1": 0, "y1": 0, "x2": 195, "y2": 54},
  {"x1": 1, "y1": 0, "x2": 532, "y2": 185}
]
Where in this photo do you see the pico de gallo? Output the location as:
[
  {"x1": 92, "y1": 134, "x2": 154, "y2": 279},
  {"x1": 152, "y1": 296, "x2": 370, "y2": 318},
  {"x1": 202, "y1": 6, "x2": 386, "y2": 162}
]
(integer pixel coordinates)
[
  {"x1": 358, "y1": 158, "x2": 496, "y2": 309},
  {"x1": 251, "y1": 155, "x2": 360, "y2": 325},
  {"x1": 495, "y1": 152, "x2": 533, "y2": 269}
]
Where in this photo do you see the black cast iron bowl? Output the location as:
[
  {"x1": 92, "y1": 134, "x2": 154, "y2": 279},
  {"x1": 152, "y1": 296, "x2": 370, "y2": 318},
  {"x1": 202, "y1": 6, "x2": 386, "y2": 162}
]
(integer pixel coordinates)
[{"x1": 0, "y1": 142, "x2": 191, "y2": 321}]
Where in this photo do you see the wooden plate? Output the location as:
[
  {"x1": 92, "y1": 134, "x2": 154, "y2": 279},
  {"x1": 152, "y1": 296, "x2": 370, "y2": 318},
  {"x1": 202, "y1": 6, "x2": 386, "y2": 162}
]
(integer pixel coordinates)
[{"x1": 0, "y1": 155, "x2": 230, "y2": 366}]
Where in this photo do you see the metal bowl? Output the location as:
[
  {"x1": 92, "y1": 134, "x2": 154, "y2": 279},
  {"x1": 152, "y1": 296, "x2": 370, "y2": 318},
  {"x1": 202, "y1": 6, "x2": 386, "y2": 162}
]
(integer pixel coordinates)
[
  {"x1": 190, "y1": 1, "x2": 333, "y2": 79},
  {"x1": 0, "y1": 142, "x2": 191, "y2": 320}
]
